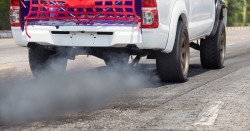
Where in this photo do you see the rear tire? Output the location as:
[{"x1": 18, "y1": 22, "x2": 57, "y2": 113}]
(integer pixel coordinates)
[
  {"x1": 200, "y1": 20, "x2": 226, "y2": 69},
  {"x1": 156, "y1": 20, "x2": 190, "y2": 82},
  {"x1": 29, "y1": 46, "x2": 67, "y2": 78}
]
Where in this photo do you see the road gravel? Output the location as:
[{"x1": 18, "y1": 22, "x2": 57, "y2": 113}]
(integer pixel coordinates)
[{"x1": 0, "y1": 31, "x2": 250, "y2": 130}]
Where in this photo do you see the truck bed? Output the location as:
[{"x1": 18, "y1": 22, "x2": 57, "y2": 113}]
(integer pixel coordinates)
[{"x1": 21, "y1": 0, "x2": 141, "y2": 28}]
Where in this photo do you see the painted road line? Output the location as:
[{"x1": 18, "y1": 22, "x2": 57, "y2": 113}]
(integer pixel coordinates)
[
  {"x1": 194, "y1": 101, "x2": 224, "y2": 126},
  {"x1": 0, "y1": 66, "x2": 15, "y2": 71}
]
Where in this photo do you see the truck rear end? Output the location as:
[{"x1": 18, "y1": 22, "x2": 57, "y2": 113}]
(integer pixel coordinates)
[
  {"x1": 10, "y1": 0, "x2": 145, "y2": 47},
  {"x1": 10, "y1": 0, "x2": 167, "y2": 78}
]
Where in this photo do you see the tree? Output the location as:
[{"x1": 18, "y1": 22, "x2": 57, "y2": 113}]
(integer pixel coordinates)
[
  {"x1": 225, "y1": 0, "x2": 244, "y2": 26},
  {"x1": 243, "y1": 0, "x2": 247, "y2": 25},
  {"x1": 0, "y1": 0, "x2": 10, "y2": 30}
]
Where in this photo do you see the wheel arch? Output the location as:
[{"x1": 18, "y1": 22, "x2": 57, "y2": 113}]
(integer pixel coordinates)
[
  {"x1": 210, "y1": 0, "x2": 227, "y2": 36},
  {"x1": 180, "y1": 13, "x2": 188, "y2": 29},
  {"x1": 163, "y1": 0, "x2": 189, "y2": 53}
]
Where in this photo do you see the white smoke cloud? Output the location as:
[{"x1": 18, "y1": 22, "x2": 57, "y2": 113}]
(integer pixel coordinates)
[{"x1": 0, "y1": 57, "x2": 159, "y2": 124}]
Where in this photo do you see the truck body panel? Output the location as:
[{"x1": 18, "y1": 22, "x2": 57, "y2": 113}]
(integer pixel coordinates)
[{"x1": 11, "y1": 0, "x2": 226, "y2": 51}]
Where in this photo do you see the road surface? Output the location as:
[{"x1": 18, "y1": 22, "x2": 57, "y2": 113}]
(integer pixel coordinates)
[{"x1": 0, "y1": 31, "x2": 250, "y2": 130}]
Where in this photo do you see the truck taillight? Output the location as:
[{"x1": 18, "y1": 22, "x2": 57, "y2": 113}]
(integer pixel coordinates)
[
  {"x1": 142, "y1": 0, "x2": 157, "y2": 7},
  {"x1": 142, "y1": 0, "x2": 159, "y2": 28},
  {"x1": 11, "y1": 0, "x2": 19, "y2": 6},
  {"x1": 10, "y1": 0, "x2": 20, "y2": 26}
]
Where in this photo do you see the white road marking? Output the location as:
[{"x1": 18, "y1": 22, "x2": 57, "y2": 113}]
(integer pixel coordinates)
[
  {"x1": 0, "y1": 66, "x2": 15, "y2": 71},
  {"x1": 194, "y1": 101, "x2": 224, "y2": 126},
  {"x1": 228, "y1": 42, "x2": 235, "y2": 46}
]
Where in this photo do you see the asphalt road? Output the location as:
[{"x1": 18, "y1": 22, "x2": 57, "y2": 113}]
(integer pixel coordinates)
[{"x1": 0, "y1": 31, "x2": 250, "y2": 130}]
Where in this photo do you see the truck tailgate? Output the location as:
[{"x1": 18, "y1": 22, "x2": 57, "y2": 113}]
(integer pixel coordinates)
[{"x1": 22, "y1": 0, "x2": 142, "y2": 46}]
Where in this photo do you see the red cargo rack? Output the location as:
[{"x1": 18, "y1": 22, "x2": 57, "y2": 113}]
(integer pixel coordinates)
[{"x1": 24, "y1": 0, "x2": 141, "y2": 38}]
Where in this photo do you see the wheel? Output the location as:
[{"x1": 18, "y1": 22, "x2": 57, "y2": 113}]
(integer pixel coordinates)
[
  {"x1": 156, "y1": 20, "x2": 190, "y2": 82},
  {"x1": 200, "y1": 20, "x2": 226, "y2": 69},
  {"x1": 104, "y1": 53, "x2": 130, "y2": 66},
  {"x1": 29, "y1": 45, "x2": 68, "y2": 78}
]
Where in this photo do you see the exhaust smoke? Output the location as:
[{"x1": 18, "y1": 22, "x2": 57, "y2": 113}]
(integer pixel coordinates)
[{"x1": 0, "y1": 57, "x2": 159, "y2": 124}]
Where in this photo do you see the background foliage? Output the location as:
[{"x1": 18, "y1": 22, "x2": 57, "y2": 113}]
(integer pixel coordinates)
[
  {"x1": 0, "y1": 0, "x2": 249, "y2": 30},
  {"x1": 0, "y1": 0, "x2": 10, "y2": 30},
  {"x1": 225, "y1": 0, "x2": 250, "y2": 26}
]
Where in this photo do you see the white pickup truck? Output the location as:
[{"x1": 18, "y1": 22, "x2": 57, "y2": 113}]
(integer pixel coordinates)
[{"x1": 10, "y1": 0, "x2": 227, "y2": 82}]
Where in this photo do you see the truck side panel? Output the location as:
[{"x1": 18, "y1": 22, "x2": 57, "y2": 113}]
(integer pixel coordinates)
[
  {"x1": 164, "y1": 0, "x2": 216, "y2": 53},
  {"x1": 189, "y1": 0, "x2": 215, "y2": 39}
]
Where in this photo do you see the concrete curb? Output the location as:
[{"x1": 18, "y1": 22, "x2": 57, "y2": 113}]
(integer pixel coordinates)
[
  {"x1": 0, "y1": 31, "x2": 13, "y2": 39},
  {"x1": 1, "y1": 26, "x2": 250, "y2": 39},
  {"x1": 226, "y1": 26, "x2": 250, "y2": 31}
]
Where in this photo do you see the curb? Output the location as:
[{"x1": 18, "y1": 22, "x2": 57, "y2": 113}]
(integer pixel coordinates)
[
  {"x1": 0, "y1": 31, "x2": 13, "y2": 39},
  {"x1": 226, "y1": 26, "x2": 250, "y2": 31}
]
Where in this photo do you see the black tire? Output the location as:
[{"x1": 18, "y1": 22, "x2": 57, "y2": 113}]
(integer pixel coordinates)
[
  {"x1": 104, "y1": 53, "x2": 130, "y2": 66},
  {"x1": 200, "y1": 20, "x2": 226, "y2": 69},
  {"x1": 29, "y1": 46, "x2": 68, "y2": 78},
  {"x1": 156, "y1": 20, "x2": 190, "y2": 82}
]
